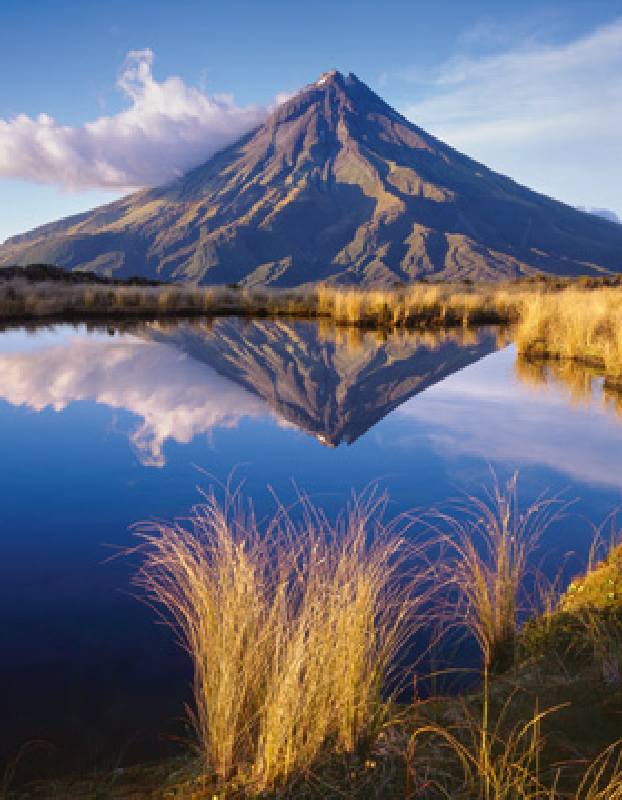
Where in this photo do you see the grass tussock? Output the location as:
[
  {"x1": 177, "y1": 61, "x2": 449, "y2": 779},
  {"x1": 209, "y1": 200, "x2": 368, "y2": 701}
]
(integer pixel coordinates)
[
  {"x1": 408, "y1": 690, "x2": 622, "y2": 799},
  {"x1": 130, "y1": 479, "x2": 622, "y2": 799},
  {"x1": 515, "y1": 288, "x2": 622, "y2": 386},
  {"x1": 405, "y1": 500, "x2": 622, "y2": 800},
  {"x1": 405, "y1": 476, "x2": 564, "y2": 799},
  {"x1": 132, "y1": 477, "x2": 622, "y2": 799},
  {"x1": 134, "y1": 486, "x2": 433, "y2": 791},
  {"x1": 435, "y1": 474, "x2": 564, "y2": 672},
  {"x1": 9, "y1": 477, "x2": 622, "y2": 798},
  {"x1": 316, "y1": 283, "x2": 622, "y2": 386},
  {"x1": 408, "y1": 693, "x2": 563, "y2": 799},
  {"x1": 0, "y1": 280, "x2": 320, "y2": 323}
]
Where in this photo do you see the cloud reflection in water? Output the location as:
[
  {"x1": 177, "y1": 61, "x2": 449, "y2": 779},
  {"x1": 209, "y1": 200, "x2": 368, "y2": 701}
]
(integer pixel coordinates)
[{"x1": 0, "y1": 332, "x2": 268, "y2": 466}]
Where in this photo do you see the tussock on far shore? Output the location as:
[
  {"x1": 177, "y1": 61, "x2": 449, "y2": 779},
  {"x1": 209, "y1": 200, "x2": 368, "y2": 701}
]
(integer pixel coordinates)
[
  {"x1": 1, "y1": 273, "x2": 622, "y2": 384},
  {"x1": 514, "y1": 287, "x2": 622, "y2": 386}
]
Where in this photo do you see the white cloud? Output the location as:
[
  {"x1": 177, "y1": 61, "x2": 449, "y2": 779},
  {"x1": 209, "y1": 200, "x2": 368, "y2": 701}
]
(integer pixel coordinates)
[
  {"x1": 400, "y1": 19, "x2": 622, "y2": 215},
  {"x1": 0, "y1": 49, "x2": 268, "y2": 190}
]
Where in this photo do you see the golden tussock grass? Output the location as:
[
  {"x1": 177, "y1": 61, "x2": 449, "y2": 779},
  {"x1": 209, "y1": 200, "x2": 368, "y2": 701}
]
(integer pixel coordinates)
[
  {"x1": 2, "y1": 275, "x2": 622, "y2": 383},
  {"x1": 0, "y1": 280, "x2": 318, "y2": 322},
  {"x1": 318, "y1": 282, "x2": 622, "y2": 388},
  {"x1": 514, "y1": 287, "x2": 622, "y2": 386},
  {"x1": 408, "y1": 692, "x2": 622, "y2": 799},
  {"x1": 433, "y1": 473, "x2": 565, "y2": 672},
  {"x1": 133, "y1": 486, "x2": 435, "y2": 791},
  {"x1": 128, "y1": 477, "x2": 622, "y2": 799},
  {"x1": 408, "y1": 693, "x2": 565, "y2": 799},
  {"x1": 9, "y1": 477, "x2": 622, "y2": 797},
  {"x1": 407, "y1": 475, "x2": 566, "y2": 800},
  {"x1": 316, "y1": 283, "x2": 622, "y2": 386},
  {"x1": 576, "y1": 741, "x2": 622, "y2": 799},
  {"x1": 404, "y1": 485, "x2": 622, "y2": 800}
]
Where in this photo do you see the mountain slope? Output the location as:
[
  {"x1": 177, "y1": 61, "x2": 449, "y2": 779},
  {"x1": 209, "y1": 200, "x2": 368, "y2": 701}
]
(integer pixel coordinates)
[{"x1": 2, "y1": 70, "x2": 621, "y2": 284}]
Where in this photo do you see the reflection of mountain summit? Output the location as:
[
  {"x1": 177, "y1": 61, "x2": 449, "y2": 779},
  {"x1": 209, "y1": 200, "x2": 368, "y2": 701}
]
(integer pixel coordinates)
[
  {"x1": 0, "y1": 319, "x2": 498, "y2": 466},
  {"x1": 146, "y1": 318, "x2": 499, "y2": 446},
  {"x1": 3, "y1": 70, "x2": 622, "y2": 283}
]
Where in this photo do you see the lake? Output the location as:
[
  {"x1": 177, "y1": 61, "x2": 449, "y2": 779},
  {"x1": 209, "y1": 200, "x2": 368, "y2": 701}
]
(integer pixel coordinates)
[{"x1": 1, "y1": 317, "x2": 621, "y2": 779}]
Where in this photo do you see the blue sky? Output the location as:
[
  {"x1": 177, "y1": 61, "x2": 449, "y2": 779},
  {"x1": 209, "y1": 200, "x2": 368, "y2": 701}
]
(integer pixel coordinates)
[{"x1": 1, "y1": 0, "x2": 621, "y2": 242}]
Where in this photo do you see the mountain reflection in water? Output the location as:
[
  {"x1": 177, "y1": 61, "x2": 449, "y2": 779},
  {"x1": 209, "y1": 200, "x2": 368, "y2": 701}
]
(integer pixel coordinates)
[
  {"x1": 0, "y1": 318, "x2": 621, "y2": 482},
  {"x1": 0, "y1": 319, "x2": 502, "y2": 464},
  {"x1": 145, "y1": 319, "x2": 502, "y2": 448},
  {"x1": 2, "y1": 318, "x2": 622, "y2": 781}
]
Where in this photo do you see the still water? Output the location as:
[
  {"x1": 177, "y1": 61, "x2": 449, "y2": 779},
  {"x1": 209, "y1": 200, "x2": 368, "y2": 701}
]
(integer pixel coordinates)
[{"x1": 1, "y1": 318, "x2": 621, "y2": 777}]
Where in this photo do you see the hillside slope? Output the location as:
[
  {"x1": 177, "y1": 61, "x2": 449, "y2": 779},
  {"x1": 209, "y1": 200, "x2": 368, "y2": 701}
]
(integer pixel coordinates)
[{"x1": 2, "y1": 70, "x2": 621, "y2": 284}]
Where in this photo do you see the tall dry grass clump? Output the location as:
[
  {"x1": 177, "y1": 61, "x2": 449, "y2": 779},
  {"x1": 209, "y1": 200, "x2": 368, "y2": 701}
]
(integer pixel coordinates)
[
  {"x1": 437, "y1": 474, "x2": 563, "y2": 672},
  {"x1": 134, "y1": 487, "x2": 433, "y2": 790},
  {"x1": 136, "y1": 490, "x2": 269, "y2": 781},
  {"x1": 422, "y1": 475, "x2": 565, "y2": 800},
  {"x1": 515, "y1": 287, "x2": 622, "y2": 385}
]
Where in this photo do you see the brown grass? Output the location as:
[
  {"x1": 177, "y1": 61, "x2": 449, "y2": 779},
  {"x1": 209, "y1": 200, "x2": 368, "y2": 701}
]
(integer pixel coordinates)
[
  {"x1": 408, "y1": 693, "x2": 563, "y2": 799},
  {"x1": 133, "y1": 486, "x2": 434, "y2": 791},
  {"x1": 434, "y1": 474, "x2": 565, "y2": 672},
  {"x1": 515, "y1": 288, "x2": 622, "y2": 386},
  {"x1": 2, "y1": 276, "x2": 621, "y2": 384},
  {"x1": 8, "y1": 478, "x2": 622, "y2": 798},
  {"x1": 413, "y1": 475, "x2": 566, "y2": 800},
  {"x1": 315, "y1": 283, "x2": 622, "y2": 386},
  {"x1": 405, "y1": 491, "x2": 622, "y2": 799},
  {"x1": 576, "y1": 741, "x2": 622, "y2": 799}
]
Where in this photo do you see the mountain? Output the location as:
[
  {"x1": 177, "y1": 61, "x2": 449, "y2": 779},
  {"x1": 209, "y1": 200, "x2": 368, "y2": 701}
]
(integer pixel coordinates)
[
  {"x1": 2, "y1": 70, "x2": 621, "y2": 285},
  {"x1": 144, "y1": 318, "x2": 499, "y2": 446}
]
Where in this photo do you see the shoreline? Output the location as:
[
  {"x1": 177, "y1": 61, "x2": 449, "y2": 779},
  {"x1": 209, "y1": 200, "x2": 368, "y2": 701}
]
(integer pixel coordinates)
[
  {"x1": 6, "y1": 530, "x2": 622, "y2": 799},
  {"x1": 1, "y1": 275, "x2": 621, "y2": 387}
]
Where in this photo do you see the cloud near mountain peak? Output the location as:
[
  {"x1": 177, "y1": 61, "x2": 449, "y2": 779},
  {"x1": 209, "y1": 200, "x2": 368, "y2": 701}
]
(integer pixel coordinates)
[{"x1": 0, "y1": 49, "x2": 269, "y2": 191}]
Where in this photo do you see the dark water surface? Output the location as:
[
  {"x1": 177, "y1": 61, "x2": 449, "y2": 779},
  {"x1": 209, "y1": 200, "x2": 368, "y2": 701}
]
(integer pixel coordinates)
[{"x1": 1, "y1": 318, "x2": 621, "y2": 778}]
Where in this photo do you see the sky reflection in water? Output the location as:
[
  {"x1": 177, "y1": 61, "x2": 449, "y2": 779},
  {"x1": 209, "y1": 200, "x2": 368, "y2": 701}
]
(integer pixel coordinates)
[{"x1": 1, "y1": 319, "x2": 621, "y2": 776}]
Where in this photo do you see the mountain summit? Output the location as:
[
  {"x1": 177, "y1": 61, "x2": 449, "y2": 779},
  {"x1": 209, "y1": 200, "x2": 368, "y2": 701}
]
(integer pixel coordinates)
[{"x1": 2, "y1": 70, "x2": 621, "y2": 284}]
